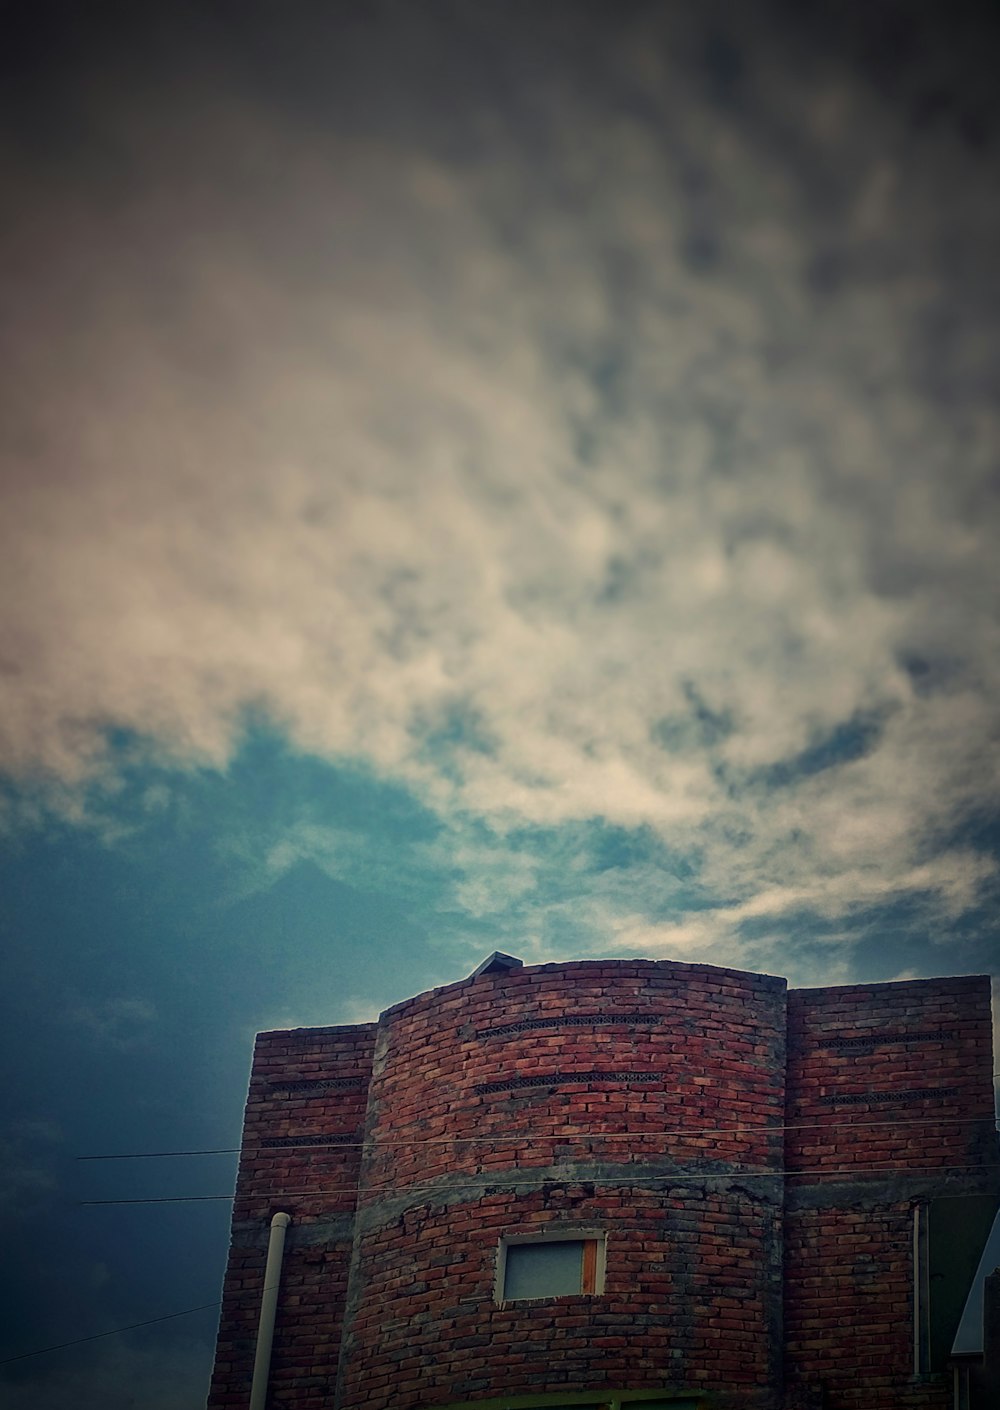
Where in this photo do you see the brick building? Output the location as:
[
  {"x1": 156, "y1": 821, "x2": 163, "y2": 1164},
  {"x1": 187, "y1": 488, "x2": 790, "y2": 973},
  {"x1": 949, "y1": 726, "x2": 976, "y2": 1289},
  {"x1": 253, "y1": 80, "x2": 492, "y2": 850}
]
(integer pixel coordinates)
[{"x1": 207, "y1": 957, "x2": 1000, "y2": 1410}]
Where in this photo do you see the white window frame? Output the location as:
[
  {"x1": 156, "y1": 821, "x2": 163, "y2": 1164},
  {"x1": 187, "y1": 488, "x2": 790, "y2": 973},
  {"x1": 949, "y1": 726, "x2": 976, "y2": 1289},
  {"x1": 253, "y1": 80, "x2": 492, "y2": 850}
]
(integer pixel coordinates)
[{"x1": 495, "y1": 1227, "x2": 607, "y2": 1303}]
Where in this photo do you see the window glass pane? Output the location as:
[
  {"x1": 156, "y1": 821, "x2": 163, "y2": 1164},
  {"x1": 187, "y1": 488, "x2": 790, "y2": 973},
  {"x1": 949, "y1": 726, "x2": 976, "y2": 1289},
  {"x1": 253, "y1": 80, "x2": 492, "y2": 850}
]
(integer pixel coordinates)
[
  {"x1": 504, "y1": 1240, "x2": 584, "y2": 1299},
  {"x1": 949, "y1": 1201, "x2": 1000, "y2": 1357},
  {"x1": 929, "y1": 1195, "x2": 1000, "y2": 1364}
]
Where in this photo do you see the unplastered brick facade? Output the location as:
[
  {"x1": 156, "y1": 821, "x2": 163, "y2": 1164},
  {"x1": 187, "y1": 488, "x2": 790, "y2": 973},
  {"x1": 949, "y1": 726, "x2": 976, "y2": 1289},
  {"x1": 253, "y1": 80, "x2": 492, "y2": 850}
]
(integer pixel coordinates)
[{"x1": 207, "y1": 961, "x2": 1000, "y2": 1410}]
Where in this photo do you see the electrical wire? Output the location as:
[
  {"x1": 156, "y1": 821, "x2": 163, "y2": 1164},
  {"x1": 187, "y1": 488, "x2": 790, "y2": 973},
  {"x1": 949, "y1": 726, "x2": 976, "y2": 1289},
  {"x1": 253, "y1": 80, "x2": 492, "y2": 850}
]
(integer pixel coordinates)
[
  {"x1": 76, "y1": 1110, "x2": 1000, "y2": 1161},
  {"x1": 13, "y1": 1146, "x2": 1000, "y2": 1366},
  {"x1": 79, "y1": 1147, "x2": 241, "y2": 1160},
  {"x1": 0, "y1": 1302, "x2": 222, "y2": 1366},
  {"x1": 18, "y1": 1080, "x2": 1000, "y2": 1366},
  {"x1": 0, "y1": 1279, "x2": 286, "y2": 1368},
  {"x1": 22, "y1": 1125, "x2": 1000, "y2": 1363},
  {"x1": 83, "y1": 1194, "x2": 237, "y2": 1204}
]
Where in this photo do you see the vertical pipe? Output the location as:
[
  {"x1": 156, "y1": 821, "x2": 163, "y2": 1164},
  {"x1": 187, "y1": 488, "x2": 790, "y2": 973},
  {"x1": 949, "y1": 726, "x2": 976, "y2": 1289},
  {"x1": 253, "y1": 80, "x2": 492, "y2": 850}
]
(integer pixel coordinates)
[
  {"x1": 249, "y1": 1212, "x2": 291, "y2": 1410},
  {"x1": 913, "y1": 1203, "x2": 922, "y2": 1374},
  {"x1": 913, "y1": 1202, "x2": 930, "y2": 1374}
]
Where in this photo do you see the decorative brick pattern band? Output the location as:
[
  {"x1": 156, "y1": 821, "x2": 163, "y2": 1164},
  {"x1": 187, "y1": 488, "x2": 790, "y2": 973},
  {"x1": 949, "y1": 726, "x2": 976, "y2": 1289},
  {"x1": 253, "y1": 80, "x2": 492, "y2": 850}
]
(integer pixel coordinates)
[
  {"x1": 818, "y1": 1086, "x2": 960, "y2": 1106},
  {"x1": 474, "y1": 1069, "x2": 663, "y2": 1095},
  {"x1": 820, "y1": 1031, "x2": 957, "y2": 1051},
  {"x1": 477, "y1": 1012, "x2": 665, "y2": 1040},
  {"x1": 259, "y1": 1132, "x2": 362, "y2": 1148},
  {"x1": 271, "y1": 1076, "x2": 367, "y2": 1093}
]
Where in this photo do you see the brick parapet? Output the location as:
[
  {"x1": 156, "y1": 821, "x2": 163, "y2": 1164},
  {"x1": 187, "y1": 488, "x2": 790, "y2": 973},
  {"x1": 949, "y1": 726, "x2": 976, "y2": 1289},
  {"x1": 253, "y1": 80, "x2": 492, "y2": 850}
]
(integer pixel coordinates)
[
  {"x1": 233, "y1": 1023, "x2": 376, "y2": 1223},
  {"x1": 362, "y1": 961, "x2": 787, "y2": 1199},
  {"x1": 377, "y1": 957, "x2": 786, "y2": 1024},
  {"x1": 785, "y1": 977, "x2": 997, "y2": 1176}
]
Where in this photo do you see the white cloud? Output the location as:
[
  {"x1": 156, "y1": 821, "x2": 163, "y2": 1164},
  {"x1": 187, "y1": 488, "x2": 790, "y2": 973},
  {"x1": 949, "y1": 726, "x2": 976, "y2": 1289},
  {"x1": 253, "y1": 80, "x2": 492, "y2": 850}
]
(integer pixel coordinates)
[
  {"x1": 1, "y1": 5, "x2": 998, "y2": 954},
  {"x1": 66, "y1": 997, "x2": 158, "y2": 1050},
  {"x1": 334, "y1": 996, "x2": 386, "y2": 1027},
  {"x1": 0, "y1": 1121, "x2": 62, "y2": 1212}
]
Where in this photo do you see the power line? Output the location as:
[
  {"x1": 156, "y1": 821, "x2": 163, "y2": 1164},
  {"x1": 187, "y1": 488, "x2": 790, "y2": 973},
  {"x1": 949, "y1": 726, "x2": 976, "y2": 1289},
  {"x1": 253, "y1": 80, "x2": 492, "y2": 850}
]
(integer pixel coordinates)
[
  {"x1": 0, "y1": 1302, "x2": 221, "y2": 1367},
  {"x1": 76, "y1": 1110, "x2": 1000, "y2": 1162},
  {"x1": 29, "y1": 1154, "x2": 1000, "y2": 1361},
  {"x1": 0, "y1": 1280, "x2": 285, "y2": 1369},
  {"x1": 79, "y1": 1147, "x2": 241, "y2": 1161},
  {"x1": 79, "y1": 1159, "x2": 1000, "y2": 1206},
  {"x1": 83, "y1": 1194, "x2": 236, "y2": 1204}
]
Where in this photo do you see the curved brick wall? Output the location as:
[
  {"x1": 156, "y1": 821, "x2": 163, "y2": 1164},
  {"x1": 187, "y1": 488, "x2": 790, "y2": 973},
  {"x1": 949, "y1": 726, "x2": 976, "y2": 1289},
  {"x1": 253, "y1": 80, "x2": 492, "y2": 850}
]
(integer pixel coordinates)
[
  {"x1": 336, "y1": 960, "x2": 787, "y2": 1409},
  {"x1": 339, "y1": 1183, "x2": 780, "y2": 1408},
  {"x1": 362, "y1": 960, "x2": 786, "y2": 1191}
]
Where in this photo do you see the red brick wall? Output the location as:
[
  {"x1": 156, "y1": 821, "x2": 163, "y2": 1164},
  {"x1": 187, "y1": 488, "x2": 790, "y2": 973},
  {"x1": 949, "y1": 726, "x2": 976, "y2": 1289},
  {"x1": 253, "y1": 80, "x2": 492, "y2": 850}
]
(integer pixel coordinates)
[
  {"x1": 338, "y1": 1183, "x2": 780, "y2": 1408},
  {"x1": 363, "y1": 960, "x2": 786, "y2": 1190},
  {"x1": 784, "y1": 976, "x2": 998, "y2": 1410},
  {"x1": 336, "y1": 960, "x2": 787, "y2": 1409},
  {"x1": 786, "y1": 977, "x2": 996, "y2": 1175},
  {"x1": 206, "y1": 965, "x2": 998, "y2": 1410},
  {"x1": 206, "y1": 1023, "x2": 376, "y2": 1410}
]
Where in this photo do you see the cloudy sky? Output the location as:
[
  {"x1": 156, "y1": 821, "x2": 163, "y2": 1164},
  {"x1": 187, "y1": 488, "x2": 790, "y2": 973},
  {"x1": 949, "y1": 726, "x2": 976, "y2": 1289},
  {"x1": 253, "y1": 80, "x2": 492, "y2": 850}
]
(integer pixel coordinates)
[{"x1": 2, "y1": 1, "x2": 999, "y2": 1404}]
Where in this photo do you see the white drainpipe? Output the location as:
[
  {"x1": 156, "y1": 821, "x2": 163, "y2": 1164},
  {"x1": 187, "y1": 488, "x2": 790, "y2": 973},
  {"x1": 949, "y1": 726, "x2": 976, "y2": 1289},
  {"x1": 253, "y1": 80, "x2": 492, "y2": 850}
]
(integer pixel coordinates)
[{"x1": 249, "y1": 1212, "x2": 292, "y2": 1410}]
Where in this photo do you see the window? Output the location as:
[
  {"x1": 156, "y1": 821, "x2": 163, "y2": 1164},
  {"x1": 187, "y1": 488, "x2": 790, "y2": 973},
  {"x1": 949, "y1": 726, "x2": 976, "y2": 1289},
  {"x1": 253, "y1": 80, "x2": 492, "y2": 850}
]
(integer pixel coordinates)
[
  {"x1": 913, "y1": 1195, "x2": 1000, "y2": 1372},
  {"x1": 496, "y1": 1231, "x2": 605, "y2": 1302}
]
